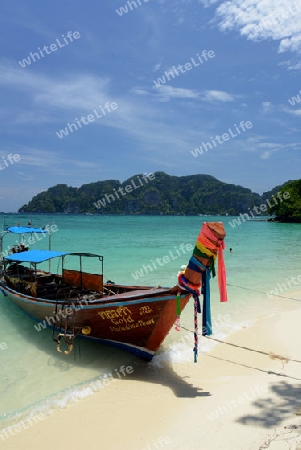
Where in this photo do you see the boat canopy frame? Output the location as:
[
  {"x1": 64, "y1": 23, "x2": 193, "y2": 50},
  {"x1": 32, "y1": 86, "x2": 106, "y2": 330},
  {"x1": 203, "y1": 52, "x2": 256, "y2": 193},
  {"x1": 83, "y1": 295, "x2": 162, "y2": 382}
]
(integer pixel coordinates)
[
  {"x1": 3, "y1": 250, "x2": 104, "y2": 274},
  {"x1": 3, "y1": 251, "x2": 104, "y2": 296},
  {"x1": 0, "y1": 226, "x2": 104, "y2": 283},
  {"x1": 0, "y1": 225, "x2": 51, "y2": 275}
]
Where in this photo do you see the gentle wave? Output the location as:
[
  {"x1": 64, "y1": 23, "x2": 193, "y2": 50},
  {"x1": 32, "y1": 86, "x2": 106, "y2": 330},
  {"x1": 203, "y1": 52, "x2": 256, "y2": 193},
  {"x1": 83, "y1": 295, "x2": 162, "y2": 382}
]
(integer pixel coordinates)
[{"x1": 0, "y1": 369, "x2": 121, "y2": 435}]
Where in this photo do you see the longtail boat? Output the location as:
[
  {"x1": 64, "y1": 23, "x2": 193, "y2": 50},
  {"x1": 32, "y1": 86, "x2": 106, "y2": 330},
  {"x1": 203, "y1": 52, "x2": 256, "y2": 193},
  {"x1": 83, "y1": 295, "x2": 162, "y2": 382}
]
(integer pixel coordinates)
[{"x1": 0, "y1": 222, "x2": 227, "y2": 361}]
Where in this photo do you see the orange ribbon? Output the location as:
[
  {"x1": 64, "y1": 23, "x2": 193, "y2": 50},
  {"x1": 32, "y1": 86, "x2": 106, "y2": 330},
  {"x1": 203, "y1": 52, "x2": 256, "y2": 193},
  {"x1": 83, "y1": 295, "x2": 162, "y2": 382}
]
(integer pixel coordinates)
[{"x1": 198, "y1": 223, "x2": 228, "y2": 303}]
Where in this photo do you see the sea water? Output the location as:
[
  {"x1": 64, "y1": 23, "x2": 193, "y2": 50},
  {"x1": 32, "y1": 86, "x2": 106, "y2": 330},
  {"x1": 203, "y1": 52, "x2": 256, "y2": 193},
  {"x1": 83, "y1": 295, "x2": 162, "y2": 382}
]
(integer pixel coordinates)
[{"x1": 0, "y1": 214, "x2": 300, "y2": 432}]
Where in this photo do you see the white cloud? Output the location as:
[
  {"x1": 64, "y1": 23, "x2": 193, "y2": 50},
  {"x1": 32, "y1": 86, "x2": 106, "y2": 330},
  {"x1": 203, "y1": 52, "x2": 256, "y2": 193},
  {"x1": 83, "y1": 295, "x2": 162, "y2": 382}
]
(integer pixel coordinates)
[
  {"x1": 288, "y1": 61, "x2": 301, "y2": 69},
  {"x1": 284, "y1": 108, "x2": 301, "y2": 116},
  {"x1": 128, "y1": 87, "x2": 149, "y2": 96},
  {"x1": 152, "y1": 86, "x2": 238, "y2": 103},
  {"x1": 202, "y1": 90, "x2": 236, "y2": 102},
  {"x1": 0, "y1": 61, "x2": 111, "y2": 113},
  {"x1": 6, "y1": 146, "x2": 109, "y2": 179},
  {"x1": 259, "y1": 141, "x2": 301, "y2": 158},
  {"x1": 215, "y1": 0, "x2": 301, "y2": 54},
  {"x1": 258, "y1": 143, "x2": 283, "y2": 149},
  {"x1": 279, "y1": 34, "x2": 301, "y2": 53},
  {"x1": 15, "y1": 172, "x2": 34, "y2": 182},
  {"x1": 153, "y1": 85, "x2": 200, "y2": 100},
  {"x1": 261, "y1": 150, "x2": 273, "y2": 159},
  {"x1": 279, "y1": 58, "x2": 301, "y2": 70},
  {"x1": 198, "y1": 0, "x2": 220, "y2": 7},
  {"x1": 0, "y1": 62, "x2": 206, "y2": 160},
  {"x1": 262, "y1": 101, "x2": 272, "y2": 112}
]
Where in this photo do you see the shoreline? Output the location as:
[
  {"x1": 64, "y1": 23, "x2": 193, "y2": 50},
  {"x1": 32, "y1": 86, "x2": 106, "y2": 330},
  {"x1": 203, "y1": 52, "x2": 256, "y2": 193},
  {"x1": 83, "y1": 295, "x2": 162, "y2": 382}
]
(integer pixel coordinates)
[{"x1": 1, "y1": 293, "x2": 301, "y2": 450}]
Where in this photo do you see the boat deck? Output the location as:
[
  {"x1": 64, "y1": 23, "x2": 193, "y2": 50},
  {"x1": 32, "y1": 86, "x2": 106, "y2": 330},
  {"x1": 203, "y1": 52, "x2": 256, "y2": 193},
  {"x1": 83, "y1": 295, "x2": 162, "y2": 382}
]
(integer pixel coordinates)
[{"x1": 98, "y1": 287, "x2": 174, "y2": 302}]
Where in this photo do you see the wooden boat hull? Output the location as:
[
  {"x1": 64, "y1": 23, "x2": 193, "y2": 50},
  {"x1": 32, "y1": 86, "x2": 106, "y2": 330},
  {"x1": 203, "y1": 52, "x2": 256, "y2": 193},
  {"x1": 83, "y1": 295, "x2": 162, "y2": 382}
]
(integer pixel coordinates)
[
  {"x1": 0, "y1": 283, "x2": 190, "y2": 360},
  {"x1": 0, "y1": 221, "x2": 227, "y2": 361}
]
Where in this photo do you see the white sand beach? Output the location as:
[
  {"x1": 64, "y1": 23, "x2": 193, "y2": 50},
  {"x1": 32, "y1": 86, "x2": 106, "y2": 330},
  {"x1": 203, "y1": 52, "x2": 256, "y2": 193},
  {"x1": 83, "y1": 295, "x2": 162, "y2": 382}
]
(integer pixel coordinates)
[{"x1": 2, "y1": 293, "x2": 301, "y2": 450}]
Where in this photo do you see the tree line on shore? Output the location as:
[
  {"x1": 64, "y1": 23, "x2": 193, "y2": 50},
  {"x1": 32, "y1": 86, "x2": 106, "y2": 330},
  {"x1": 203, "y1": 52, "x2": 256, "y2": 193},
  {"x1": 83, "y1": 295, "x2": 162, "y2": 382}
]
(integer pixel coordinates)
[{"x1": 18, "y1": 172, "x2": 301, "y2": 222}]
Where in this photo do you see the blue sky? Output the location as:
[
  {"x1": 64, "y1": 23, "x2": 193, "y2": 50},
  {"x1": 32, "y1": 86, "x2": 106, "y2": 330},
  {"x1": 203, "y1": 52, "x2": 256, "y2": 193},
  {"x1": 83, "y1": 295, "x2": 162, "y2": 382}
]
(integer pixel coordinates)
[{"x1": 0, "y1": 0, "x2": 301, "y2": 212}]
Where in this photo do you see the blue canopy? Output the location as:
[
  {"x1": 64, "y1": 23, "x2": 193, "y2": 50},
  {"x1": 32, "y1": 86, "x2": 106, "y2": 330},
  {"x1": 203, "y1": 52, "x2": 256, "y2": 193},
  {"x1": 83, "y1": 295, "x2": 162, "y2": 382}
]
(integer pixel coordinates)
[
  {"x1": 4, "y1": 250, "x2": 69, "y2": 264},
  {"x1": 5, "y1": 226, "x2": 49, "y2": 234}
]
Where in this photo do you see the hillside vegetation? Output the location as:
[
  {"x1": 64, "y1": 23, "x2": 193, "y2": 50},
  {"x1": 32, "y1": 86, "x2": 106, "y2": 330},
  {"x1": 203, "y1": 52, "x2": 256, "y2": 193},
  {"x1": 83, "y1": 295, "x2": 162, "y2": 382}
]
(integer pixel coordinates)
[
  {"x1": 267, "y1": 179, "x2": 301, "y2": 222},
  {"x1": 19, "y1": 171, "x2": 291, "y2": 216}
]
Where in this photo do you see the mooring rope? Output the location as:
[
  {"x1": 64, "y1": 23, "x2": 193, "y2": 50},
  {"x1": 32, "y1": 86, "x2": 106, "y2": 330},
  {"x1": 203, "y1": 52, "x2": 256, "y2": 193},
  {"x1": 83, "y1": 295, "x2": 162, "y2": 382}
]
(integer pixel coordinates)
[
  {"x1": 180, "y1": 325, "x2": 301, "y2": 364},
  {"x1": 177, "y1": 280, "x2": 301, "y2": 364},
  {"x1": 203, "y1": 336, "x2": 301, "y2": 364},
  {"x1": 226, "y1": 282, "x2": 301, "y2": 303}
]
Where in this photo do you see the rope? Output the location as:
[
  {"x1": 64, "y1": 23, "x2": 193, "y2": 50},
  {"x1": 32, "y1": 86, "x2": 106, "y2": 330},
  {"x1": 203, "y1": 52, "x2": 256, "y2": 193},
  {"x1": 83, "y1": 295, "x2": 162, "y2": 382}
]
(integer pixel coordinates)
[
  {"x1": 226, "y1": 282, "x2": 301, "y2": 303},
  {"x1": 177, "y1": 272, "x2": 201, "y2": 362},
  {"x1": 177, "y1": 280, "x2": 301, "y2": 364},
  {"x1": 203, "y1": 336, "x2": 301, "y2": 363},
  {"x1": 193, "y1": 295, "x2": 198, "y2": 362},
  {"x1": 178, "y1": 258, "x2": 213, "y2": 362},
  {"x1": 174, "y1": 291, "x2": 181, "y2": 332},
  {"x1": 179, "y1": 276, "x2": 301, "y2": 366},
  {"x1": 180, "y1": 326, "x2": 301, "y2": 364}
]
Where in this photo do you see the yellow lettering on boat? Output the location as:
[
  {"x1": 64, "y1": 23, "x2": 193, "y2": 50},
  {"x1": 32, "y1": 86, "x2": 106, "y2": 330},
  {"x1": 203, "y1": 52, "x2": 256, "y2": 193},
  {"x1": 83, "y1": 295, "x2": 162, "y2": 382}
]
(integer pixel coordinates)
[
  {"x1": 109, "y1": 318, "x2": 155, "y2": 332},
  {"x1": 139, "y1": 305, "x2": 153, "y2": 315},
  {"x1": 98, "y1": 306, "x2": 132, "y2": 321},
  {"x1": 111, "y1": 316, "x2": 134, "y2": 325}
]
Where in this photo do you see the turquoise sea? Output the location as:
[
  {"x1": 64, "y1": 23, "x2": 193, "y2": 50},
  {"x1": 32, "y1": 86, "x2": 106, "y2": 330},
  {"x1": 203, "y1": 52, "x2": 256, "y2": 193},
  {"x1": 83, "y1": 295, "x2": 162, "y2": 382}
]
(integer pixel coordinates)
[{"x1": 0, "y1": 214, "x2": 301, "y2": 434}]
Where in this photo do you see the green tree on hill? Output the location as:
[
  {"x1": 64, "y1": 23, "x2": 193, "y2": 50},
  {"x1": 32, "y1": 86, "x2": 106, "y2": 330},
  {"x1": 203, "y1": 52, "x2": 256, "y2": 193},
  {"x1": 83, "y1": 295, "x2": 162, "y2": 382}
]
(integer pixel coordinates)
[{"x1": 268, "y1": 180, "x2": 301, "y2": 222}]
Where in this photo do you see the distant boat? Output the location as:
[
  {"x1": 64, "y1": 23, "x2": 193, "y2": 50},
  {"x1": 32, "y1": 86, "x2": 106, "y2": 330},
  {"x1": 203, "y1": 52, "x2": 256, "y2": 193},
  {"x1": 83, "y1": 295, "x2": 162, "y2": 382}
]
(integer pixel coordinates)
[{"x1": 0, "y1": 222, "x2": 227, "y2": 360}]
